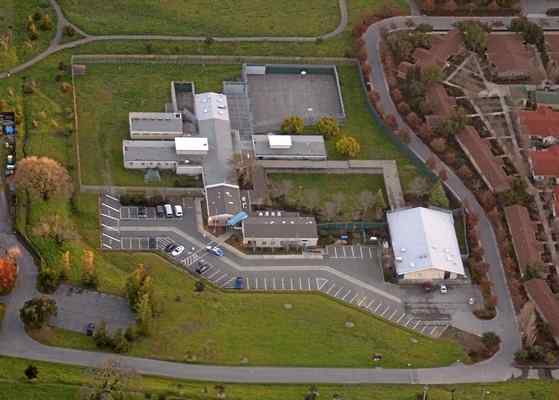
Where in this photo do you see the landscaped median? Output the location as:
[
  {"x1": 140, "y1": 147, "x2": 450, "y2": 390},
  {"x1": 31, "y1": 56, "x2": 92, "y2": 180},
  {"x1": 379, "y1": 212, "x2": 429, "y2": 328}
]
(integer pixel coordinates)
[{"x1": 0, "y1": 355, "x2": 557, "y2": 400}]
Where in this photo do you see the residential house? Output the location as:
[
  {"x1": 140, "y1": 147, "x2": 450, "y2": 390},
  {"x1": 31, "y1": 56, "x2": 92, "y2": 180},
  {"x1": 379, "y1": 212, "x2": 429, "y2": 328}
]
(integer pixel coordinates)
[
  {"x1": 529, "y1": 144, "x2": 559, "y2": 182},
  {"x1": 524, "y1": 279, "x2": 559, "y2": 347},
  {"x1": 518, "y1": 106, "x2": 559, "y2": 139},
  {"x1": 487, "y1": 34, "x2": 540, "y2": 82},
  {"x1": 504, "y1": 205, "x2": 542, "y2": 275}
]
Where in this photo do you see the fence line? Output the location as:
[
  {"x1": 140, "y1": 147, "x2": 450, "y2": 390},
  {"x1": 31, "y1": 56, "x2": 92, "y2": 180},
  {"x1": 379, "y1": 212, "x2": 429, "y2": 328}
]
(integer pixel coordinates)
[{"x1": 80, "y1": 184, "x2": 203, "y2": 196}]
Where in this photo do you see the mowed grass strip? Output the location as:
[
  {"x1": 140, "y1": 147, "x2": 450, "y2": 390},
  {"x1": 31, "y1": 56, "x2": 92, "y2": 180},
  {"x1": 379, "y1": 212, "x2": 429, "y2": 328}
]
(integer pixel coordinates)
[
  {"x1": 57, "y1": 0, "x2": 340, "y2": 37},
  {"x1": 0, "y1": 356, "x2": 558, "y2": 400},
  {"x1": 40, "y1": 250, "x2": 466, "y2": 369},
  {"x1": 74, "y1": 63, "x2": 240, "y2": 186}
]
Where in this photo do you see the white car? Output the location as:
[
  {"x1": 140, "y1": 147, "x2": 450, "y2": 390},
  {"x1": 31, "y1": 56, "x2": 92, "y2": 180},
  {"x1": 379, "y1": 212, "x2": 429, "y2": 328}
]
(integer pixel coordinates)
[
  {"x1": 171, "y1": 245, "x2": 185, "y2": 257},
  {"x1": 174, "y1": 204, "x2": 183, "y2": 217},
  {"x1": 440, "y1": 284, "x2": 448, "y2": 294}
]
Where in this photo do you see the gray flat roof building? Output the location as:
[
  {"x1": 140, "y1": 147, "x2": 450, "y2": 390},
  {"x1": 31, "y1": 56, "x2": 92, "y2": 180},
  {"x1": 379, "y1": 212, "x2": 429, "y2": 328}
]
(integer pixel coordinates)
[
  {"x1": 252, "y1": 134, "x2": 327, "y2": 160},
  {"x1": 242, "y1": 215, "x2": 318, "y2": 239},
  {"x1": 123, "y1": 140, "x2": 178, "y2": 163},
  {"x1": 205, "y1": 183, "x2": 241, "y2": 226},
  {"x1": 129, "y1": 112, "x2": 183, "y2": 139}
]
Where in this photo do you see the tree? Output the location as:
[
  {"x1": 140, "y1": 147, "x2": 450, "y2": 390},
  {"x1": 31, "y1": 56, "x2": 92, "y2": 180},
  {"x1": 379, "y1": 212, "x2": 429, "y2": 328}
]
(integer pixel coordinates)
[
  {"x1": 136, "y1": 292, "x2": 153, "y2": 336},
  {"x1": 335, "y1": 136, "x2": 361, "y2": 158},
  {"x1": 93, "y1": 321, "x2": 113, "y2": 349},
  {"x1": 398, "y1": 127, "x2": 411, "y2": 144},
  {"x1": 430, "y1": 137, "x2": 447, "y2": 153},
  {"x1": 281, "y1": 116, "x2": 305, "y2": 134},
  {"x1": 406, "y1": 112, "x2": 421, "y2": 129},
  {"x1": 301, "y1": 188, "x2": 321, "y2": 212},
  {"x1": 407, "y1": 176, "x2": 431, "y2": 197},
  {"x1": 457, "y1": 21, "x2": 488, "y2": 55},
  {"x1": 37, "y1": 266, "x2": 60, "y2": 293},
  {"x1": 316, "y1": 116, "x2": 340, "y2": 138},
  {"x1": 24, "y1": 365, "x2": 38, "y2": 381},
  {"x1": 32, "y1": 214, "x2": 75, "y2": 244},
  {"x1": 14, "y1": 156, "x2": 73, "y2": 201},
  {"x1": 373, "y1": 189, "x2": 387, "y2": 218},
  {"x1": 19, "y1": 296, "x2": 57, "y2": 330},
  {"x1": 439, "y1": 169, "x2": 448, "y2": 182},
  {"x1": 428, "y1": 181, "x2": 450, "y2": 209},
  {"x1": 111, "y1": 329, "x2": 130, "y2": 354},
  {"x1": 79, "y1": 359, "x2": 138, "y2": 400},
  {"x1": 422, "y1": 65, "x2": 444, "y2": 85},
  {"x1": 195, "y1": 280, "x2": 205, "y2": 292},
  {"x1": 481, "y1": 332, "x2": 501, "y2": 350},
  {"x1": 81, "y1": 250, "x2": 98, "y2": 289},
  {"x1": 358, "y1": 190, "x2": 375, "y2": 217},
  {"x1": 40, "y1": 14, "x2": 53, "y2": 31},
  {"x1": 0, "y1": 257, "x2": 17, "y2": 294},
  {"x1": 385, "y1": 114, "x2": 398, "y2": 129},
  {"x1": 422, "y1": 0, "x2": 435, "y2": 11}
]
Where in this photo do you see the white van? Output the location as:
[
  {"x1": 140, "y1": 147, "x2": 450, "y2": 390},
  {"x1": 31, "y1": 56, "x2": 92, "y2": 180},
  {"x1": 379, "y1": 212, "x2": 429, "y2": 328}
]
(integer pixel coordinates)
[
  {"x1": 174, "y1": 204, "x2": 183, "y2": 217},
  {"x1": 164, "y1": 204, "x2": 173, "y2": 218}
]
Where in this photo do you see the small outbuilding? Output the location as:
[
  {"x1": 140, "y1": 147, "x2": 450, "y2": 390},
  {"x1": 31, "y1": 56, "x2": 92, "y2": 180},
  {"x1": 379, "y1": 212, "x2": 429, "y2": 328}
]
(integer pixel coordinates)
[{"x1": 387, "y1": 207, "x2": 465, "y2": 281}]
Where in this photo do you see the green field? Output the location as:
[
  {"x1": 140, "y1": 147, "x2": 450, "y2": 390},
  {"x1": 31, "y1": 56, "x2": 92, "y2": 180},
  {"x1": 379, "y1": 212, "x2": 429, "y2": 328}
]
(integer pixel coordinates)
[
  {"x1": 0, "y1": 0, "x2": 56, "y2": 71},
  {"x1": 58, "y1": 0, "x2": 340, "y2": 37},
  {"x1": 0, "y1": 356, "x2": 558, "y2": 400},
  {"x1": 268, "y1": 173, "x2": 387, "y2": 220},
  {"x1": 37, "y1": 248, "x2": 466, "y2": 368}
]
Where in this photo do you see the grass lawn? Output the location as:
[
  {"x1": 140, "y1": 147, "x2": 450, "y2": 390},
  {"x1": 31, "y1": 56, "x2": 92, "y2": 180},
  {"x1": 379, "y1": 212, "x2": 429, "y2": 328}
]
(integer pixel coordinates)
[
  {"x1": 38, "y1": 248, "x2": 466, "y2": 369},
  {"x1": 268, "y1": 173, "x2": 386, "y2": 221},
  {"x1": 58, "y1": 0, "x2": 340, "y2": 37},
  {"x1": 74, "y1": 63, "x2": 239, "y2": 186},
  {"x1": 0, "y1": 356, "x2": 558, "y2": 400},
  {"x1": 0, "y1": 0, "x2": 56, "y2": 72}
]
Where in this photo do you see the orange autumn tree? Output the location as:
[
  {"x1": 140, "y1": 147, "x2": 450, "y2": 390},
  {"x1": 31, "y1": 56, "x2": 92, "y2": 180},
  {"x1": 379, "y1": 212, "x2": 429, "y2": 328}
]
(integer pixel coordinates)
[{"x1": 0, "y1": 257, "x2": 17, "y2": 294}]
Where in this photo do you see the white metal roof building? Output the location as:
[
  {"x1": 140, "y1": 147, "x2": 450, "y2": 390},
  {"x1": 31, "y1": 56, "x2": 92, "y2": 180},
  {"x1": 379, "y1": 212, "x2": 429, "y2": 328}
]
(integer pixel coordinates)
[{"x1": 387, "y1": 207, "x2": 465, "y2": 281}]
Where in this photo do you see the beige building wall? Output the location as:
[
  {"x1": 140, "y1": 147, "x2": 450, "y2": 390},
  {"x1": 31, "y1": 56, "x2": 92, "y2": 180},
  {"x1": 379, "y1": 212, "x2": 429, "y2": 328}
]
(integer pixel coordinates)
[
  {"x1": 243, "y1": 237, "x2": 318, "y2": 248},
  {"x1": 403, "y1": 268, "x2": 458, "y2": 281}
]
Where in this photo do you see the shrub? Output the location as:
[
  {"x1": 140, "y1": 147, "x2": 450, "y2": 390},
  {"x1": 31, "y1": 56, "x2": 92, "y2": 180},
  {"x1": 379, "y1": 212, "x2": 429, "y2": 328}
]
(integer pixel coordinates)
[
  {"x1": 335, "y1": 135, "x2": 361, "y2": 158},
  {"x1": 112, "y1": 329, "x2": 130, "y2": 353},
  {"x1": 63, "y1": 25, "x2": 75, "y2": 37},
  {"x1": 37, "y1": 266, "x2": 60, "y2": 293},
  {"x1": 316, "y1": 117, "x2": 340, "y2": 138},
  {"x1": 19, "y1": 296, "x2": 57, "y2": 330},
  {"x1": 125, "y1": 324, "x2": 139, "y2": 342},
  {"x1": 281, "y1": 116, "x2": 305, "y2": 134},
  {"x1": 0, "y1": 257, "x2": 17, "y2": 295},
  {"x1": 93, "y1": 321, "x2": 113, "y2": 349}
]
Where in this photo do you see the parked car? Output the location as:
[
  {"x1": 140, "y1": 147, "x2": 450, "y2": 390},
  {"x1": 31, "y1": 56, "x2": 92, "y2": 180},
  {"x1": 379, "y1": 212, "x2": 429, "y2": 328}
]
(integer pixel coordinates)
[
  {"x1": 138, "y1": 206, "x2": 147, "y2": 218},
  {"x1": 174, "y1": 204, "x2": 183, "y2": 217},
  {"x1": 165, "y1": 243, "x2": 177, "y2": 253},
  {"x1": 6, "y1": 154, "x2": 15, "y2": 169},
  {"x1": 171, "y1": 245, "x2": 185, "y2": 257},
  {"x1": 440, "y1": 284, "x2": 448, "y2": 294},
  {"x1": 156, "y1": 205, "x2": 165, "y2": 218},
  {"x1": 423, "y1": 282, "x2": 433, "y2": 293},
  {"x1": 85, "y1": 322, "x2": 95, "y2": 336},
  {"x1": 4, "y1": 168, "x2": 14, "y2": 177},
  {"x1": 164, "y1": 204, "x2": 173, "y2": 218},
  {"x1": 233, "y1": 277, "x2": 244, "y2": 289},
  {"x1": 195, "y1": 260, "x2": 210, "y2": 274},
  {"x1": 206, "y1": 245, "x2": 224, "y2": 256}
]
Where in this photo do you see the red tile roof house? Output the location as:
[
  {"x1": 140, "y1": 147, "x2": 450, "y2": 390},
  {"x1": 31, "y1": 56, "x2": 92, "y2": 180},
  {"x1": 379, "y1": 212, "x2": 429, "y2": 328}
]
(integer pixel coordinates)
[
  {"x1": 397, "y1": 29, "x2": 464, "y2": 78},
  {"x1": 486, "y1": 34, "x2": 541, "y2": 82},
  {"x1": 524, "y1": 278, "x2": 559, "y2": 347},
  {"x1": 553, "y1": 186, "x2": 559, "y2": 218},
  {"x1": 455, "y1": 126, "x2": 512, "y2": 193},
  {"x1": 518, "y1": 106, "x2": 559, "y2": 139},
  {"x1": 504, "y1": 205, "x2": 543, "y2": 276},
  {"x1": 529, "y1": 144, "x2": 559, "y2": 183}
]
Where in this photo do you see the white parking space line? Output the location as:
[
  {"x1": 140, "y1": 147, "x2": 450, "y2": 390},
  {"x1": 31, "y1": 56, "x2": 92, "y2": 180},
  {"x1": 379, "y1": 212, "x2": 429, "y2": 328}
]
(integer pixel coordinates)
[
  {"x1": 101, "y1": 203, "x2": 120, "y2": 213},
  {"x1": 298, "y1": 277, "x2": 302, "y2": 290},
  {"x1": 397, "y1": 313, "x2": 406, "y2": 323},
  {"x1": 102, "y1": 243, "x2": 112, "y2": 249},
  {"x1": 246, "y1": 278, "x2": 250, "y2": 290},
  {"x1": 326, "y1": 283, "x2": 335, "y2": 294},
  {"x1": 429, "y1": 326, "x2": 436, "y2": 336},
  {"x1": 281, "y1": 278, "x2": 285, "y2": 290},
  {"x1": 359, "y1": 246, "x2": 363, "y2": 259},
  {"x1": 290, "y1": 278, "x2": 294, "y2": 290},
  {"x1": 374, "y1": 303, "x2": 383, "y2": 312},
  {"x1": 102, "y1": 233, "x2": 120, "y2": 242},
  {"x1": 207, "y1": 271, "x2": 219, "y2": 280},
  {"x1": 216, "y1": 274, "x2": 229, "y2": 284},
  {"x1": 405, "y1": 317, "x2": 414, "y2": 327},
  {"x1": 255, "y1": 278, "x2": 258, "y2": 290},
  {"x1": 105, "y1": 194, "x2": 119, "y2": 201},
  {"x1": 358, "y1": 297, "x2": 366, "y2": 307},
  {"x1": 333, "y1": 247, "x2": 338, "y2": 258},
  {"x1": 421, "y1": 325, "x2": 428, "y2": 334},
  {"x1": 381, "y1": 306, "x2": 390, "y2": 316},
  {"x1": 368, "y1": 247, "x2": 373, "y2": 258},
  {"x1": 351, "y1": 247, "x2": 355, "y2": 257},
  {"x1": 334, "y1": 287, "x2": 344, "y2": 297},
  {"x1": 222, "y1": 277, "x2": 235, "y2": 288},
  {"x1": 389, "y1": 309, "x2": 398, "y2": 320},
  {"x1": 307, "y1": 278, "x2": 311, "y2": 290},
  {"x1": 367, "y1": 299, "x2": 375, "y2": 309},
  {"x1": 342, "y1": 247, "x2": 347, "y2": 257},
  {"x1": 413, "y1": 321, "x2": 421, "y2": 329},
  {"x1": 264, "y1": 278, "x2": 267, "y2": 290},
  {"x1": 342, "y1": 289, "x2": 351, "y2": 300},
  {"x1": 272, "y1": 278, "x2": 276, "y2": 290},
  {"x1": 316, "y1": 278, "x2": 328, "y2": 290},
  {"x1": 350, "y1": 294, "x2": 359, "y2": 303},
  {"x1": 101, "y1": 224, "x2": 119, "y2": 232},
  {"x1": 101, "y1": 213, "x2": 119, "y2": 221}
]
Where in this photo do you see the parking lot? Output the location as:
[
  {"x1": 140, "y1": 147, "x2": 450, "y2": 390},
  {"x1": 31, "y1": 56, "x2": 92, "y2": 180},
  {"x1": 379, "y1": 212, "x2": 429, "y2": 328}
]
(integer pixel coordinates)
[{"x1": 325, "y1": 245, "x2": 379, "y2": 260}]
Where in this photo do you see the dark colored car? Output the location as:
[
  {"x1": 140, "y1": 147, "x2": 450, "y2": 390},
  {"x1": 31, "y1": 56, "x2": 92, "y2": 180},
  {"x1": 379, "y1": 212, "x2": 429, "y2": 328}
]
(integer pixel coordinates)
[
  {"x1": 85, "y1": 322, "x2": 95, "y2": 336},
  {"x1": 195, "y1": 260, "x2": 210, "y2": 274},
  {"x1": 165, "y1": 243, "x2": 177, "y2": 253},
  {"x1": 233, "y1": 277, "x2": 244, "y2": 290},
  {"x1": 156, "y1": 205, "x2": 165, "y2": 218},
  {"x1": 138, "y1": 206, "x2": 147, "y2": 218}
]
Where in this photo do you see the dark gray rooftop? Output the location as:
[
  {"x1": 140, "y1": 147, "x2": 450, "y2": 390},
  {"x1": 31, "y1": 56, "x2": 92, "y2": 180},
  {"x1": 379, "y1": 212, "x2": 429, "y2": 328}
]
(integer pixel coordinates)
[
  {"x1": 129, "y1": 112, "x2": 183, "y2": 134},
  {"x1": 122, "y1": 140, "x2": 179, "y2": 162},
  {"x1": 205, "y1": 184, "x2": 241, "y2": 218},
  {"x1": 252, "y1": 134, "x2": 327, "y2": 159},
  {"x1": 242, "y1": 216, "x2": 318, "y2": 239}
]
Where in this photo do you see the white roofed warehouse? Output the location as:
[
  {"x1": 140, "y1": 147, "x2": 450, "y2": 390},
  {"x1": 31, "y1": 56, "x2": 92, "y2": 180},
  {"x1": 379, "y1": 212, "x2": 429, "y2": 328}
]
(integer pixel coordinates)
[{"x1": 387, "y1": 207, "x2": 465, "y2": 282}]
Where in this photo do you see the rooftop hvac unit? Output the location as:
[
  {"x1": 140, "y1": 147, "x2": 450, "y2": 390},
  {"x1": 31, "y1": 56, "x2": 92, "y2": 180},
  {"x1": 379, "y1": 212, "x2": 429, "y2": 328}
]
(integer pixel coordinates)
[
  {"x1": 396, "y1": 257, "x2": 403, "y2": 262},
  {"x1": 268, "y1": 135, "x2": 292, "y2": 149}
]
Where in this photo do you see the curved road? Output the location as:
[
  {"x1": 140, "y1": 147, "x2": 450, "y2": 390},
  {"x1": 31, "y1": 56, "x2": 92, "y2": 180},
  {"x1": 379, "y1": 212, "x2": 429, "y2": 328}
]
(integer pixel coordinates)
[{"x1": 0, "y1": 7, "x2": 544, "y2": 385}]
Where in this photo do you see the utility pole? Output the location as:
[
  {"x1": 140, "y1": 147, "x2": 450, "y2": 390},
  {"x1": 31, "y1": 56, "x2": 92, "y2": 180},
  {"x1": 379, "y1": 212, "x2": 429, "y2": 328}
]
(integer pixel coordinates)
[
  {"x1": 451, "y1": 388, "x2": 456, "y2": 400},
  {"x1": 423, "y1": 385, "x2": 429, "y2": 400}
]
